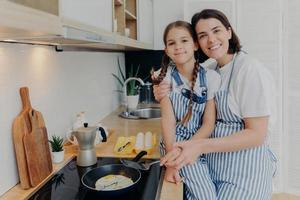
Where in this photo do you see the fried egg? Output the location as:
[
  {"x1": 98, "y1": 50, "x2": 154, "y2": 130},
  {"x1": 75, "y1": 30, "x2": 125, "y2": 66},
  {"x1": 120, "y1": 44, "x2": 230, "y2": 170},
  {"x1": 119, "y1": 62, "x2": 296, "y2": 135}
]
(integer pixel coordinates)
[{"x1": 95, "y1": 174, "x2": 133, "y2": 190}]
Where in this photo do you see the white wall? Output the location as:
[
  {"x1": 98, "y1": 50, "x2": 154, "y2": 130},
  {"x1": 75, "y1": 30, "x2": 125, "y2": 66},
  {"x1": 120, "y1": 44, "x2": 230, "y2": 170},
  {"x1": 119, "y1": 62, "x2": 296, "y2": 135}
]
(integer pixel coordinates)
[
  {"x1": 0, "y1": 43, "x2": 124, "y2": 195},
  {"x1": 286, "y1": 0, "x2": 300, "y2": 196}
]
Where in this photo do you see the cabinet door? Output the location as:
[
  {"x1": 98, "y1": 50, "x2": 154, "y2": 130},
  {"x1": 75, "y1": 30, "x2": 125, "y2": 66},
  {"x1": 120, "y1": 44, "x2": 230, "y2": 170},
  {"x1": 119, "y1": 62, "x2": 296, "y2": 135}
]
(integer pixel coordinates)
[
  {"x1": 8, "y1": 0, "x2": 59, "y2": 15},
  {"x1": 183, "y1": 0, "x2": 236, "y2": 29},
  {"x1": 0, "y1": 0, "x2": 62, "y2": 38},
  {"x1": 137, "y1": 0, "x2": 153, "y2": 44},
  {"x1": 60, "y1": 0, "x2": 113, "y2": 32}
]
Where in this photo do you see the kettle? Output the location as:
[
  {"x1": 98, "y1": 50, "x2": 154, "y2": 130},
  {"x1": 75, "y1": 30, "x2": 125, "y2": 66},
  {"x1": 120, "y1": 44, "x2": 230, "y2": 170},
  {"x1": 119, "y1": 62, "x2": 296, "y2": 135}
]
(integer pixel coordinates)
[
  {"x1": 72, "y1": 123, "x2": 97, "y2": 166},
  {"x1": 139, "y1": 82, "x2": 155, "y2": 104}
]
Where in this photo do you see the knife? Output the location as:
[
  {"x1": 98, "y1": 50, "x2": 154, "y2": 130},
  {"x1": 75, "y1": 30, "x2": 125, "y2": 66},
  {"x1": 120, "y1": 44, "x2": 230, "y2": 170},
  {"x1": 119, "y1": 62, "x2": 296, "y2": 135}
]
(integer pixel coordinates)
[{"x1": 118, "y1": 141, "x2": 131, "y2": 152}]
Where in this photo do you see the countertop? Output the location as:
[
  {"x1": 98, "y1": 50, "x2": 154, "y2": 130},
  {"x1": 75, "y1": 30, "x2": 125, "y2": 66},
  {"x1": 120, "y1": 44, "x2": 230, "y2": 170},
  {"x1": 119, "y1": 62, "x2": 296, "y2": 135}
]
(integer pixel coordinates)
[{"x1": 0, "y1": 106, "x2": 183, "y2": 200}]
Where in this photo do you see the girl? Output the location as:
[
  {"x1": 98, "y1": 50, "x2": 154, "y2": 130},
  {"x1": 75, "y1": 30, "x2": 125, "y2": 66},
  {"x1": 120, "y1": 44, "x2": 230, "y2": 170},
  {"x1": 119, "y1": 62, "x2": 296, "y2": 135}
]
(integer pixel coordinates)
[
  {"x1": 153, "y1": 21, "x2": 220, "y2": 200},
  {"x1": 157, "y1": 9, "x2": 277, "y2": 200}
]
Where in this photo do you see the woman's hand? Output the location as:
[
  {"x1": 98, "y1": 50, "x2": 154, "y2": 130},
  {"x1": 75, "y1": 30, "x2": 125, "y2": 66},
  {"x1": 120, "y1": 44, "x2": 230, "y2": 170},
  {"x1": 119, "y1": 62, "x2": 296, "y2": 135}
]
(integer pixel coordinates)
[
  {"x1": 163, "y1": 140, "x2": 205, "y2": 170},
  {"x1": 164, "y1": 166, "x2": 182, "y2": 184},
  {"x1": 153, "y1": 81, "x2": 171, "y2": 102}
]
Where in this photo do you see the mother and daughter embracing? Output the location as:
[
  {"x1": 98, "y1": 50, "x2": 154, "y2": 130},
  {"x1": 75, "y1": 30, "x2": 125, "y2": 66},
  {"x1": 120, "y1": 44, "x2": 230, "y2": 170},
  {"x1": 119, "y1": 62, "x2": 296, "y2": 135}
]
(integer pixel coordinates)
[{"x1": 152, "y1": 9, "x2": 277, "y2": 200}]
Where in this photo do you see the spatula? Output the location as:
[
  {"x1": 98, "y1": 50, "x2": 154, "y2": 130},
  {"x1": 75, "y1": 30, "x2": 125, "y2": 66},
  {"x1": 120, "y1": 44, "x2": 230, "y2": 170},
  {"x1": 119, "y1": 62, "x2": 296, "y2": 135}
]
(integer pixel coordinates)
[{"x1": 120, "y1": 159, "x2": 160, "y2": 171}]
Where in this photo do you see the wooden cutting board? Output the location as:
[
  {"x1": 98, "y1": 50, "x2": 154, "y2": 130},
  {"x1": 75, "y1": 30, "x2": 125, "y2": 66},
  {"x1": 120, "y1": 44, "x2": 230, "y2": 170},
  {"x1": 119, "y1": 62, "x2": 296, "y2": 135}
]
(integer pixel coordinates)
[
  {"x1": 12, "y1": 87, "x2": 32, "y2": 189},
  {"x1": 12, "y1": 87, "x2": 53, "y2": 188},
  {"x1": 23, "y1": 109, "x2": 53, "y2": 186}
]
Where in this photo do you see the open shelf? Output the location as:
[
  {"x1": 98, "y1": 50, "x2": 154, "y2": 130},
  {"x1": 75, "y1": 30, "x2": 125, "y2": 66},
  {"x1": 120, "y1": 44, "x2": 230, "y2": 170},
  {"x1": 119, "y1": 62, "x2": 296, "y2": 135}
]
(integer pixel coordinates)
[
  {"x1": 125, "y1": 10, "x2": 137, "y2": 20},
  {"x1": 114, "y1": 0, "x2": 123, "y2": 6},
  {"x1": 113, "y1": 0, "x2": 137, "y2": 40}
]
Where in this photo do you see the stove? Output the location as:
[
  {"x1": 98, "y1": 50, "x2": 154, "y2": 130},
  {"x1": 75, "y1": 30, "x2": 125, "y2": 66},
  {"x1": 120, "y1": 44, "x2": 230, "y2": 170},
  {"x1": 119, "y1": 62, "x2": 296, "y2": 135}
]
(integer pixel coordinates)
[{"x1": 29, "y1": 157, "x2": 164, "y2": 200}]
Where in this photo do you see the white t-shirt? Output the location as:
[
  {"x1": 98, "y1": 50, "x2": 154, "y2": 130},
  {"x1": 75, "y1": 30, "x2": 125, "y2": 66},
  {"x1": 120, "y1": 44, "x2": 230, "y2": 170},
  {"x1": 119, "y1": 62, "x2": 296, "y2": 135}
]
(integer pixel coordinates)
[
  {"x1": 161, "y1": 65, "x2": 221, "y2": 100},
  {"x1": 208, "y1": 51, "x2": 276, "y2": 133}
]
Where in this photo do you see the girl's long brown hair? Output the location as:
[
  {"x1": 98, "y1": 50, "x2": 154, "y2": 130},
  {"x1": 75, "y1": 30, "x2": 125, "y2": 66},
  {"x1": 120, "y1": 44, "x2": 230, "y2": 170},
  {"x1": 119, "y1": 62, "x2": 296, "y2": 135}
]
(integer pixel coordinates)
[{"x1": 153, "y1": 20, "x2": 201, "y2": 126}]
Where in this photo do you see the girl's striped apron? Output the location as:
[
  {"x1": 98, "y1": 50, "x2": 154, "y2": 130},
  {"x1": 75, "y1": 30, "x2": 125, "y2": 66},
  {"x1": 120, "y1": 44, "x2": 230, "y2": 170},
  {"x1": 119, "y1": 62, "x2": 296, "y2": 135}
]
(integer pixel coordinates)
[
  {"x1": 160, "y1": 66, "x2": 217, "y2": 200},
  {"x1": 207, "y1": 55, "x2": 277, "y2": 200}
]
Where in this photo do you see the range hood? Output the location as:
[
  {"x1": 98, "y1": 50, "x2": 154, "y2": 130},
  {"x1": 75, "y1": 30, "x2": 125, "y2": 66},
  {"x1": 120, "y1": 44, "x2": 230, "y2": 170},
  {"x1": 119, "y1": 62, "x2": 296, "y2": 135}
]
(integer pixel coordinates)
[{"x1": 0, "y1": 16, "x2": 152, "y2": 52}]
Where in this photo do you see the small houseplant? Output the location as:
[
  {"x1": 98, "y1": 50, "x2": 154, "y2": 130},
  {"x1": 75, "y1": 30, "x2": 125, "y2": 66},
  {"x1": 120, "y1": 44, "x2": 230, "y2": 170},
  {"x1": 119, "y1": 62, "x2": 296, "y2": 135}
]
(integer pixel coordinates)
[
  {"x1": 112, "y1": 57, "x2": 141, "y2": 96},
  {"x1": 112, "y1": 57, "x2": 143, "y2": 109},
  {"x1": 49, "y1": 135, "x2": 64, "y2": 163}
]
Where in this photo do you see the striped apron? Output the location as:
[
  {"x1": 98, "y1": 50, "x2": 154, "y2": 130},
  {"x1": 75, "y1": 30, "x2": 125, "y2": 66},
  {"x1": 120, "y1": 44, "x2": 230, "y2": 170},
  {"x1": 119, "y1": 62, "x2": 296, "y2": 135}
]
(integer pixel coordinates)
[
  {"x1": 207, "y1": 56, "x2": 277, "y2": 200},
  {"x1": 160, "y1": 66, "x2": 217, "y2": 200}
]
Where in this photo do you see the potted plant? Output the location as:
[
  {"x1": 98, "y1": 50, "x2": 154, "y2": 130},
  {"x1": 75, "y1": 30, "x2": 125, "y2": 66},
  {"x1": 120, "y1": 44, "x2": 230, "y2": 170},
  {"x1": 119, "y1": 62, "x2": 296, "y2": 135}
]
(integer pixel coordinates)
[
  {"x1": 112, "y1": 57, "x2": 143, "y2": 109},
  {"x1": 49, "y1": 135, "x2": 64, "y2": 163}
]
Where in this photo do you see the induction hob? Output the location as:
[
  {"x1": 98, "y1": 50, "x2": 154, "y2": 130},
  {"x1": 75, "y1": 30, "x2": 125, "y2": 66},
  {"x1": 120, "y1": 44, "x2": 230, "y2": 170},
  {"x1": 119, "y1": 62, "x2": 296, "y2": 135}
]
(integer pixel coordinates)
[{"x1": 29, "y1": 157, "x2": 164, "y2": 200}]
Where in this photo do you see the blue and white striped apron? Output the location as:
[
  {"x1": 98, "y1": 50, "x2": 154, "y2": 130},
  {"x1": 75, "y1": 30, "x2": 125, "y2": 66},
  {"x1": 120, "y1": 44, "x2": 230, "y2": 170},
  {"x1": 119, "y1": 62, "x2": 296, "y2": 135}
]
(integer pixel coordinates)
[
  {"x1": 207, "y1": 55, "x2": 277, "y2": 200},
  {"x1": 160, "y1": 66, "x2": 216, "y2": 200}
]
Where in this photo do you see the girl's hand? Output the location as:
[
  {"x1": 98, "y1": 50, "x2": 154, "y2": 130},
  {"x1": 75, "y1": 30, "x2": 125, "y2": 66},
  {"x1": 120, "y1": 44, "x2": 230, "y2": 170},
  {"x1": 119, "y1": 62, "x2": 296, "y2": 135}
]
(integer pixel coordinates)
[
  {"x1": 160, "y1": 147, "x2": 182, "y2": 166},
  {"x1": 164, "y1": 167, "x2": 182, "y2": 184},
  {"x1": 171, "y1": 140, "x2": 205, "y2": 170},
  {"x1": 153, "y1": 81, "x2": 171, "y2": 102}
]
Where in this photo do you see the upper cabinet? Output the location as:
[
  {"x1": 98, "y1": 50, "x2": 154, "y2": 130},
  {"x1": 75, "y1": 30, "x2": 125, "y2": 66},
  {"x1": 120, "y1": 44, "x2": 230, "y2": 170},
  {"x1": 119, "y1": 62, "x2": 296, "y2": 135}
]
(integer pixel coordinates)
[
  {"x1": 137, "y1": 0, "x2": 153, "y2": 45},
  {"x1": 0, "y1": 0, "x2": 62, "y2": 38},
  {"x1": 113, "y1": 0, "x2": 137, "y2": 39},
  {"x1": 60, "y1": 0, "x2": 112, "y2": 33},
  {"x1": 0, "y1": 0, "x2": 154, "y2": 51}
]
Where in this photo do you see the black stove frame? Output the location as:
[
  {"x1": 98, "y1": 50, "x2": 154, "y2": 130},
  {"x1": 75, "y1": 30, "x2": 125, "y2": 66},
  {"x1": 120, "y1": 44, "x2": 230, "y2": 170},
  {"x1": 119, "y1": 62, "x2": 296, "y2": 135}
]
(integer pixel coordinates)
[{"x1": 28, "y1": 157, "x2": 165, "y2": 200}]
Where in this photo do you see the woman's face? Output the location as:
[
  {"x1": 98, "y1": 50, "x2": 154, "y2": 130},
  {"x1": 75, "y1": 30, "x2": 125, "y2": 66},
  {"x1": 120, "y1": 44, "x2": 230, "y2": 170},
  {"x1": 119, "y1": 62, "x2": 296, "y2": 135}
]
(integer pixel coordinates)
[
  {"x1": 195, "y1": 18, "x2": 232, "y2": 64},
  {"x1": 165, "y1": 27, "x2": 198, "y2": 67}
]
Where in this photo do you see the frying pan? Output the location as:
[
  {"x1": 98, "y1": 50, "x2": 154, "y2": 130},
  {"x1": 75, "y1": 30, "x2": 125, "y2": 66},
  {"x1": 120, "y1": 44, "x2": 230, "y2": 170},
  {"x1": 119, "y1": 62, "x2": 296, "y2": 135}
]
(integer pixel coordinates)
[{"x1": 81, "y1": 151, "x2": 147, "y2": 196}]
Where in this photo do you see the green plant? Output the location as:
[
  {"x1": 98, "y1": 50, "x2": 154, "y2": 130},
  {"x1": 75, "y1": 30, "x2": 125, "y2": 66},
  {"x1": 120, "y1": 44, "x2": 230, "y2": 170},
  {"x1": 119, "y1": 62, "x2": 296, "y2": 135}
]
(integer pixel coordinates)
[
  {"x1": 112, "y1": 57, "x2": 141, "y2": 96},
  {"x1": 49, "y1": 135, "x2": 64, "y2": 152}
]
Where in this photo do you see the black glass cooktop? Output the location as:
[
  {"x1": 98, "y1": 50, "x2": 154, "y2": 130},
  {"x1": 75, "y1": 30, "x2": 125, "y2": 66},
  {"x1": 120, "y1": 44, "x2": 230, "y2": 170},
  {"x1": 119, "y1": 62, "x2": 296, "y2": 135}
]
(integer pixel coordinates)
[{"x1": 29, "y1": 157, "x2": 164, "y2": 200}]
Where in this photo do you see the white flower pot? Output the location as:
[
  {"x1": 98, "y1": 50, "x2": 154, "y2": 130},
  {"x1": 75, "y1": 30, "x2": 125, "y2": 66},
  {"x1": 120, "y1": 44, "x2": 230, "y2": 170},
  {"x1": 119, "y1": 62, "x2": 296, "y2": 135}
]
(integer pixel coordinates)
[
  {"x1": 127, "y1": 94, "x2": 139, "y2": 109},
  {"x1": 52, "y1": 150, "x2": 65, "y2": 163}
]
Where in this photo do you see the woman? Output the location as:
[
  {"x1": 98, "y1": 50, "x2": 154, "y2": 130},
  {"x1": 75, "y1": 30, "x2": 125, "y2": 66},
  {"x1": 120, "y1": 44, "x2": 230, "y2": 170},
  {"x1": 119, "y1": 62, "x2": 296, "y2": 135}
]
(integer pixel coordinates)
[{"x1": 155, "y1": 9, "x2": 277, "y2": 200}]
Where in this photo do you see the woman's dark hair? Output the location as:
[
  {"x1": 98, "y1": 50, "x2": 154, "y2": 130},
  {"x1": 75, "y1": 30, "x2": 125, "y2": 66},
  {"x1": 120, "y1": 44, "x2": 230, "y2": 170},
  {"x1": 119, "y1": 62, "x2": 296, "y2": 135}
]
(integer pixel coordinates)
[
  {"x1": 152, "y1": 20, "x2": 201, "y2": 125},
  {"x1": 191, "y1": 9, "x2": 241, "y2": 61}
]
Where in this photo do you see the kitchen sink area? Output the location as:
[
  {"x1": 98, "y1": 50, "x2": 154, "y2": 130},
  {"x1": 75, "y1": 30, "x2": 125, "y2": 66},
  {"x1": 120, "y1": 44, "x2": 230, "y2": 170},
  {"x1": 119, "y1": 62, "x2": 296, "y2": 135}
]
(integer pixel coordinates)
[{"x1": 119, "y1": 107, "x2": 161, "y2": 119}]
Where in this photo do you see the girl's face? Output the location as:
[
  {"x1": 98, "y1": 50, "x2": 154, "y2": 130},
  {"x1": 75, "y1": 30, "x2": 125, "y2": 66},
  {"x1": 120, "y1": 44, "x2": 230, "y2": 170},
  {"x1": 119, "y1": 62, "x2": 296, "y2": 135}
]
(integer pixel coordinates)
[
  {"x1": 165, "y1": 27, "x2": 198, "y2": 67},
  {"x1": 195, "y1": 18, "x2": 232, "y2": 65}
]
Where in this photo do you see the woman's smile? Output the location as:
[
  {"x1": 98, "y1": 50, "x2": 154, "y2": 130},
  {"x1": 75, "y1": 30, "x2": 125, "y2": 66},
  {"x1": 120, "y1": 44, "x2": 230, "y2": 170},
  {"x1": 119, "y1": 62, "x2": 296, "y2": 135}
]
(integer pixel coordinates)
[{"x1": 208, "y1": 43, "x2": 221, "y2": 51}]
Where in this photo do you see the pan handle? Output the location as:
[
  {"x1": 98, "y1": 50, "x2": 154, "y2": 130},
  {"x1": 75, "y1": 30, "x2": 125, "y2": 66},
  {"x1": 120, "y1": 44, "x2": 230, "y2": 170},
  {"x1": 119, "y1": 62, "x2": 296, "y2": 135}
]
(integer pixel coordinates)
[{"x1": 132, "y1": 151, "x2": 147, "y2": 162}]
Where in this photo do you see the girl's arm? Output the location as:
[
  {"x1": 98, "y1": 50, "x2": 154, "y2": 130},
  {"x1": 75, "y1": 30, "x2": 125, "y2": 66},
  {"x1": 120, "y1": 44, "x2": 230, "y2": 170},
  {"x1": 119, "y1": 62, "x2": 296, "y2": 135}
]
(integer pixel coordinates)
[
  {"x1": 160, "y1": 96, "x2": 183, "y2": 184},
  {"x1": 161, "y1": 98, "x2": 216, "y2": 166},
  {"x1": 192, "y1": 99, "x2": 216, "y2": 139},
  {"x1": 160, "y1": 96, "x2": 177, "y2": 152}
]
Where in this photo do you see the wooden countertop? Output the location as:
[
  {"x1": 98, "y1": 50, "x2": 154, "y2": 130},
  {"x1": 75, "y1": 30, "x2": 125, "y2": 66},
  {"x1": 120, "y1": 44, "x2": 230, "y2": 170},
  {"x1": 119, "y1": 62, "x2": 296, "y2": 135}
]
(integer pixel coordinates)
[{"x1": 0, "y1": 107, "x2": 183, "y2": 200}]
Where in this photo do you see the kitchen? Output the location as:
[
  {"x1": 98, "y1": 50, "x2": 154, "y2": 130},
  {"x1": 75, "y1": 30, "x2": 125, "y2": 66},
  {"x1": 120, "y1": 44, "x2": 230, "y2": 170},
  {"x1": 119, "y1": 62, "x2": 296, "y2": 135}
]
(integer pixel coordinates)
[{"x1": 0, "y1": 0, "x2": 300, "y2": 199}]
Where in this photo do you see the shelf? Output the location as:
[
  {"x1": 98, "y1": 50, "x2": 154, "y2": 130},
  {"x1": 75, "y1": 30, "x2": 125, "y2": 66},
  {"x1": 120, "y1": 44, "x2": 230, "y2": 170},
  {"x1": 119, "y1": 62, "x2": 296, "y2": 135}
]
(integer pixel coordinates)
[
  {"x1": 125, "y1": 9, "x2": 137, "y2": 20},
  {"x1": 114, "y1": 0, "x2": 123, "y2": 6},
  {"x1": 113, "y1": 0, "x2": 137, "y2": 40}
]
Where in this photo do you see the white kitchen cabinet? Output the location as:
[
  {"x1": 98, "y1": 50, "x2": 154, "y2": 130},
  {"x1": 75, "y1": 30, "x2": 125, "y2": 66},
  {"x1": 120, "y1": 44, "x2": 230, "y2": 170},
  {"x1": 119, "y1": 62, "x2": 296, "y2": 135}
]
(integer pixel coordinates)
[
  {"x1": 0, "y1": 0, "x2": 62, "y2": 39},
  {"x1": 137, "y1": 0, "x2": 154, "y2": 45},
  {"x1": 59, "y1": 0, "x2": 113, "y2": 32},
  {"x1": 153, "y1": 0, "x2": 184, "y2": 50},
  {"x1": 183, "y1": 0, "x2": 236, "y2": 28}
]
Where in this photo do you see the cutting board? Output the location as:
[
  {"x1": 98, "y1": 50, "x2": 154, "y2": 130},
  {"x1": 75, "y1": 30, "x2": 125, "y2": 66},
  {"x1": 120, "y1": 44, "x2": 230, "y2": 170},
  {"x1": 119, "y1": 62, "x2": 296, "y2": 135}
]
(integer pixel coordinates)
[
  {"x1": 12, "y1": 87, "x2": 52, "y2": 188},
  {"x1": 12, "y1": 87, "x2": 33, "y2": 189},
  {"x1": 23, "y1": 109, "x2": 52, "y2": 186}
]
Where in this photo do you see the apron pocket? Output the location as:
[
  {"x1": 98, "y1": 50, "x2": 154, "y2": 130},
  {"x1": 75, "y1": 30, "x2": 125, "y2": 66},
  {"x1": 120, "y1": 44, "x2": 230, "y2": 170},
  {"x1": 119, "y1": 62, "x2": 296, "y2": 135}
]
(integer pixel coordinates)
[{"x1": 267, "y1": 148, "x2": 278, "y2": 177}]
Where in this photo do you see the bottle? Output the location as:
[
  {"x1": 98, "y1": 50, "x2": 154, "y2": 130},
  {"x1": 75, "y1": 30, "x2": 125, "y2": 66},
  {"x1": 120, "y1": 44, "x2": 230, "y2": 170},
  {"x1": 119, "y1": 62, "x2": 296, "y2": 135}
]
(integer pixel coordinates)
[{"x1": 73, "y1": 112, "x2": 87, "y2": 130}]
